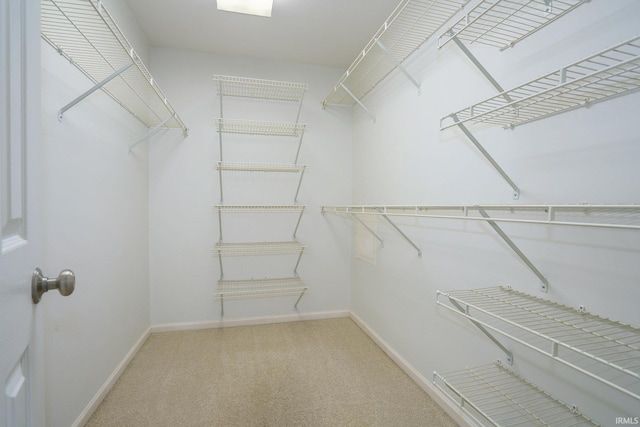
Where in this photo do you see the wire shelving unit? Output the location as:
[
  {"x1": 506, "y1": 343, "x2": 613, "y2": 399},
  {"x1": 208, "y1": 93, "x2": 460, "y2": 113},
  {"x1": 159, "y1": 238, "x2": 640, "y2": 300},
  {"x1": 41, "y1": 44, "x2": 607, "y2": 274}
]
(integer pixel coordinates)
[
  {"x1": 322, "y1": 0, "x2": 469, "y2": 118},
  {"x1": 41, "y1": 0, "x2": 187, "y2": 150},
  {"x1": 214, "y1": 277, "x2": 308, "y2": 316},
  {"x1": 441, "y1": 35, "x2": 640, "y2": 130},
  {"x1": 213, "y1": 74, "x2": 310, "y2": 315},
  {"x1": 436, "y1": 286, "x2": 640, "y2": 402},
  {"x1": 433, "y1": 361, "x2": 599, "y2": 426},
  {"x1": 213, "y1": 74, "x2": 307, "y2": 123},
  {"x1": 214, "y1": 119, "x2": 307, "y2": 137},
  {"x1": 213, "y1": 241, "x2": 306, "y2": 257},
  {"x1": 438, "y1": 0, "x2": 587, "y2": 51},
  {"x1": 215, "y1": 161, "x2": 306, "y2": 173}
]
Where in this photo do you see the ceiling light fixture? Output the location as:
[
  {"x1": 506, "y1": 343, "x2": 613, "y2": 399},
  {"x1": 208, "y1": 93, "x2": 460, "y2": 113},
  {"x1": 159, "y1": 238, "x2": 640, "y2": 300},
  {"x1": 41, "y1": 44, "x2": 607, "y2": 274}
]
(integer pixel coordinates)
[{"x1": 216, "y1": 0, "x2": 273, "y2": 17}]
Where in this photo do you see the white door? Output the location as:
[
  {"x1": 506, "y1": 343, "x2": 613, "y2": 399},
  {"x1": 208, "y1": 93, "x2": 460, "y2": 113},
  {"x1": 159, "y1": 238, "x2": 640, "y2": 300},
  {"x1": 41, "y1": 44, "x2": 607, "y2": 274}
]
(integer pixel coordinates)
[{"x1": 0, "y1": 0, "x2": 44, "y2": 426}]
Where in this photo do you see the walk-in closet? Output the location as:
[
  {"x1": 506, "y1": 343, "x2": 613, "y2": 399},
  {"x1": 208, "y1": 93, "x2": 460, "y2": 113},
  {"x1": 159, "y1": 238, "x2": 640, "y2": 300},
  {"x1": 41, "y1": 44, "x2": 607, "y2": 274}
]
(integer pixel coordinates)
[{"x1": 2, "y1": 0, "x2": 638, "y2": 425}]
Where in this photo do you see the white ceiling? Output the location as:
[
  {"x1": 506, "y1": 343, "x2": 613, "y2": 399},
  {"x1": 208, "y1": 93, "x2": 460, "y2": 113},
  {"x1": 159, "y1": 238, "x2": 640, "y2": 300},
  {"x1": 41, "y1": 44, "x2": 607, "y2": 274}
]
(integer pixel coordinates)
[{"x1": 124, "y1": 0, "x2": 401, "y2": 69}]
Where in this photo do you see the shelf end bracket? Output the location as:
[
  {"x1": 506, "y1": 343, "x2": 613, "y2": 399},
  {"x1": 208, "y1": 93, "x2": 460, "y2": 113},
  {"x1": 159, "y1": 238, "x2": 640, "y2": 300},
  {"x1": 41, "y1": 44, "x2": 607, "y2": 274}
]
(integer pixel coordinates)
[
  {"x1": 478, "y1": 208, "x2": 549, "y2": 292},
  {"x1": 376, "y1": 40, "x2": 421, "y2": 93},
  {"x1": 377, "y1": 210, "x2": 421, "y2": 257},
  {"x1": 129, "y1": 113, "x2": 176, "y2": 153},
  {"x1": 339, "y1": 83, "x2": 376, "y2": 122},
  {"x1": 58, "y1": 61, "x2": 134, "y2": 121},
  {"x1": 449, "y1": 298, "x2": 513, "y2": 365},
  {"x1": 453, "y1": 115, "x2": 520, "y2": 200}
]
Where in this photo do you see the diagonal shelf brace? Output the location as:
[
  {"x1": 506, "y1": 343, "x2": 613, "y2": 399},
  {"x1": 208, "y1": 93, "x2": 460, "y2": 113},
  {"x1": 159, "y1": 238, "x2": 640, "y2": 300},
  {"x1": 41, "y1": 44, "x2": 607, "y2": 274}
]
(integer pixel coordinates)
[
  {"x1": 453, "y1": 115, "x2": 520, "y2": 200},
  {"x1": 451, "y1": 36, "x2": 512, "y2": 103},
  {"x1": 350, "y1": 213, "x2": 384, "y2": 248},
  {"x1": 293, "y1": 210, "x2": 304, "y2": 240},
  {"x1": 340, "y1": 83, "x2": 376, "y2": 122},
  {"x1": 376, "y1": 39, "x2": 421, "y2": 92},
  {"x1": 478, "y1": 208, "x2": 549, "y2": 292},
  {"x1": 293, "y1": 290, "x2": 306, "y2": 311},
  {"x1": 293, "y1": 131, "x2": 305, "y2": 164},
  {"x1": 447, "y1": 37, "x2": 520, "y2": 199},
  {"x1": 447, "y1": 296, "x2": 513, "y2": 365},
  {"x1": 129, "y1": 113, "x2": 176, "y2": 153},
  {"x1": 377, "y1": 209, "x2": 421, "y2": 257},
  {"x1": 58, "y1": 61, "x2": 134, "y2": 121}
]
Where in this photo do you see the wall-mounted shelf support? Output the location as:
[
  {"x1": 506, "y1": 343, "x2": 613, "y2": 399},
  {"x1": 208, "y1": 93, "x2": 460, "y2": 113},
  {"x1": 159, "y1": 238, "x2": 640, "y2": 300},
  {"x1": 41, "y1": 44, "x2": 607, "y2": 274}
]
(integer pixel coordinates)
[
  {"x1": 453, "y1": 115, "x2": 520, "y2": 199},
  {"x1": 58, "y1": 61, "x2": 134, "y2": 122},
  {"x1": 477, "y1": 208, "x2": 548, "y2": 292},
  {"x1": 129, "y1": 113, "x2": 176, "y2": 153},
  {"x1": 377, "y1": 209, "x2": 422, "y2": 257},
  {"x1": 450, "y1": 37, "x2": 511, "y2": 101},
  {"x1": 375, "y1": 40, "x2": 421, "y2": 92},
  {"x1": 340, "y1": 83, "x2": 376, "y2": 122},
  {"x1": 446, "y1": 295, "x2": 513, "y2": 365}
]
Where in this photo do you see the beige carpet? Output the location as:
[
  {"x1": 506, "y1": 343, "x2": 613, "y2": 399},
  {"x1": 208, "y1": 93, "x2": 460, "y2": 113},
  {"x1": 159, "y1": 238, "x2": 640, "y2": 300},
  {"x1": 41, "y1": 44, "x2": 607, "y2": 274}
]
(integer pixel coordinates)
[{"x1": 87, "y1": 318, "x2": 457, "y2": 427}]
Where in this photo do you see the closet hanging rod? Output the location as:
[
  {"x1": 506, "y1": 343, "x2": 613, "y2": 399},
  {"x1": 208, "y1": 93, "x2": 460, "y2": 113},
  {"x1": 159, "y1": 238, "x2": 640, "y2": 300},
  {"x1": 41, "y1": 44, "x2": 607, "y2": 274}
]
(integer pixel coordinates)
[
  {"x1": 321, "y1": 204, "x2": 640, "y2": 230},
  {"x1": 42, "y1": 0, "x2": 188, "y2": 138}
]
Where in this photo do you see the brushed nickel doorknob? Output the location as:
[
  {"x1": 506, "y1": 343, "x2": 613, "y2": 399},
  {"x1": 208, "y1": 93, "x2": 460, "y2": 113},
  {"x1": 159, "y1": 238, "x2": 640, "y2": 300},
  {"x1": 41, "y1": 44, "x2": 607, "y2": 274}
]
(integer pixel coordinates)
[{"x1": 32, "y1": 268, "x2": 75, "y2": 304}]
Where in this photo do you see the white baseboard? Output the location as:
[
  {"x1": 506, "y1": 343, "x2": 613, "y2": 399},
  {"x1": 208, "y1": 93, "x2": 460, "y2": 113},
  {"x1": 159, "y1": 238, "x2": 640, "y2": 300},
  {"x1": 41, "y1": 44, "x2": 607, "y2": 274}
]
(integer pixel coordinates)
[
  {"x1": 151, "y1": 309, "x2": 351, "y2": 333},
  {"x1": 348, "y1": 311, "x2": 472, "y2": 427},
  {"x1": 72, "y1": 326, "x2": 151, "y2": 427}
]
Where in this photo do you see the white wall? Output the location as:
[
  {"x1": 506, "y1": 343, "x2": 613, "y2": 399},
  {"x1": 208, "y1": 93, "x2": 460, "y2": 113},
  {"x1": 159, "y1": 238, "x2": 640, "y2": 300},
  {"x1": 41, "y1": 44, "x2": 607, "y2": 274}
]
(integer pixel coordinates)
[
  {"x1": 40, "y1": 1, "x2": 150, "y2": 426},
  {"x1": 344, "y1": 1, "x2": 640, "y2": 424},
  {"x1": 147, "y1": 48, "x2": 353, "y2": 324}
]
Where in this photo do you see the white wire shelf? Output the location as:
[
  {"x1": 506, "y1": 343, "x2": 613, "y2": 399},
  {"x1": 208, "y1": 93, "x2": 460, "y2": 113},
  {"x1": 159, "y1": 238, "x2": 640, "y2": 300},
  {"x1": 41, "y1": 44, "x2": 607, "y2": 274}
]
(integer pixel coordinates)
[
  {"x1": 214, "y1": 277, "x2": 308, "y2": 301},
  {"x1": 441, "y1": 35, "x2": 640, "y2": 130},
  {"x1": 215, "y1": 161, "x2": 307, "y2": 173},
  {"x1": 213, "y1": 75, "x2": 308, "y2": 102},
  {"x1": 433, "y1": 361, "x2": 599, "y2": 426},
  {"x1": 213, "y1": 118, "x2": 307, "y2": 137},
  {"x1": 213, "y1": 205, "x2": 306, "y2": 213},
  {"x1": 323, "y1": 0, "x2": 469, "y2": 107},
  {"x1": 438, "y1": 0, "x2": 586, "y2": 51},
  {"x1": 437, "y1": 286, "x2": 640, "y2": 401},
  {"x1": 213, "y1": 241, "x2": 306, "y2": 257},
  {"x1": 41, "y1": 0, "x2": 187, "y2": 132},
  {"x1": 321, "y1": 204, "x2": 640, "y2": 230}
]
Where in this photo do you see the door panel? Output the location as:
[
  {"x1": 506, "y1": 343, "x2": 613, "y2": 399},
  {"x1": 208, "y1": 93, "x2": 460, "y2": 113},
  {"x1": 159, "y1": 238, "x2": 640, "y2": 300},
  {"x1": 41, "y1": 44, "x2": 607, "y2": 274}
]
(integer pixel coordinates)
[{"x1": 0, "y1": 0, "x2": 42, "y2": 425}]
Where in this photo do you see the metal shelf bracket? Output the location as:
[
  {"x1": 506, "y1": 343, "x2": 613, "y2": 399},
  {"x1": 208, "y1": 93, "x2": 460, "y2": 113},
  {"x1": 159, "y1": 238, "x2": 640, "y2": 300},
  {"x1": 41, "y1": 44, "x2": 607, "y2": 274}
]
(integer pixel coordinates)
[
  {"x1": 351, "y1": 214, "x2": 384, "y2": 248},
  {"x1": 444, "y1": 294, "x2": 513, "y2": 365},
  {"x1": 129, "y1": 113, "x2": 177, "y2": 153},
  {"x1": 340, "y1": 83, "x2": 376, "y2": 123},
  {"x1": 478, "y1": 208, "x2": 548, "y2": 292},
  {"x1": 377, "y1": 209, "x2": 422, "y2": 257},
  {"x1": 58, "y1": 61, "x2": 134, "y2": 122},
  {"x1": 375, "y1": 39, "x2": 421, "y2": 93},
  {"x1": 453, "y1": 116, "x2": 520, "y2": 200}
]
